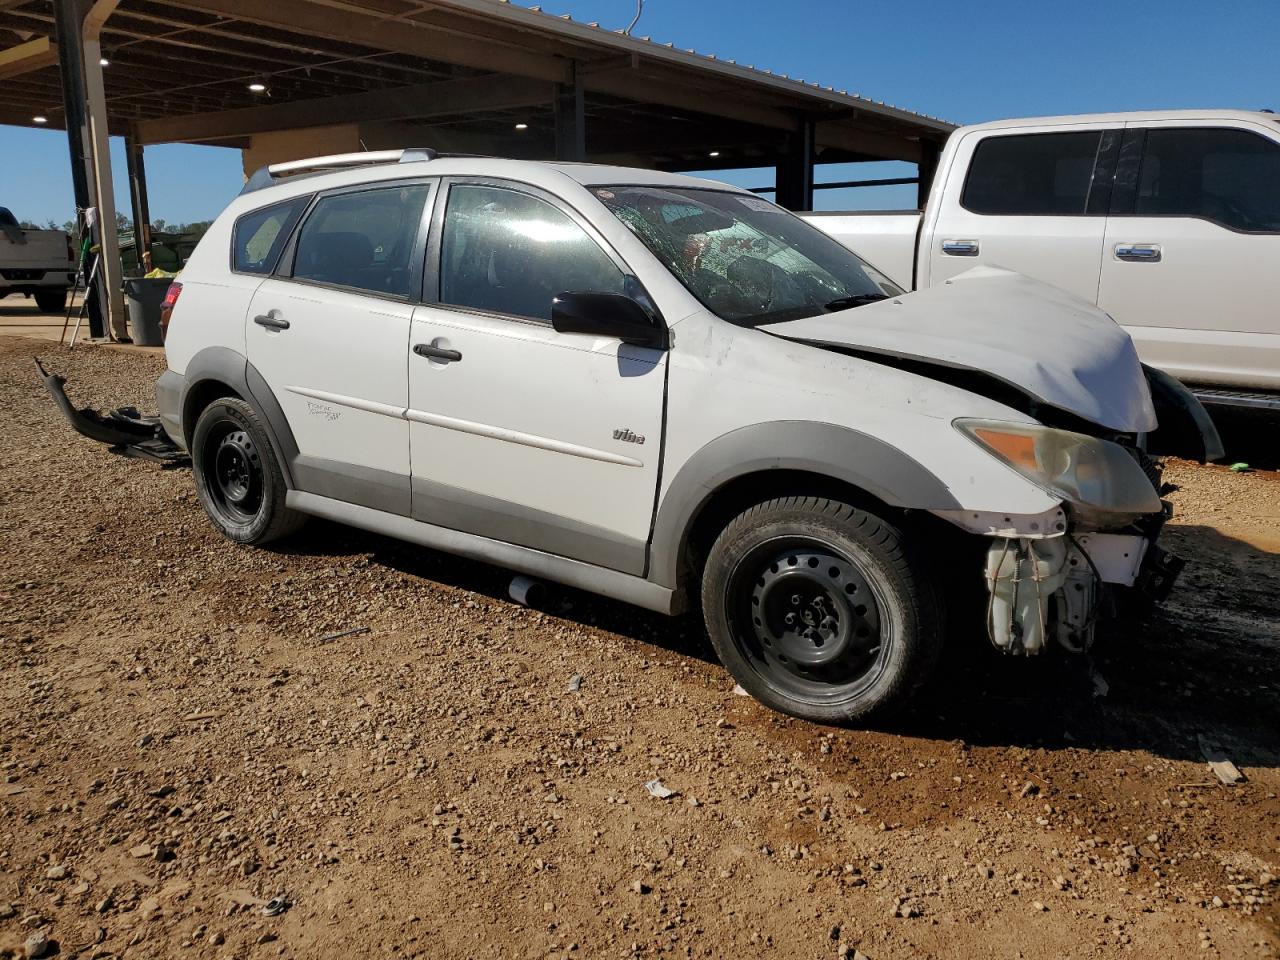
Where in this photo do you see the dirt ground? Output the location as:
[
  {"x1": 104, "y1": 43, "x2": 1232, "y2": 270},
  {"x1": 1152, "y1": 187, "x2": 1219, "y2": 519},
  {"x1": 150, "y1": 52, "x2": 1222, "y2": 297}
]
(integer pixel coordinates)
[{"x1": 1, "y1": 335, "x2": 1277, "y2": 960}]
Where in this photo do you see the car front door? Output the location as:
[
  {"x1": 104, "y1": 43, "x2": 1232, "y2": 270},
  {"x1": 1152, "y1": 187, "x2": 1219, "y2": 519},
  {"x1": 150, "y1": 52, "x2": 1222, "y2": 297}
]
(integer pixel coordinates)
[
  {"x1": 406, "y1": 179, "x2": 666, "y2": 575},
  {"x1": 1098, "y1": 122, "x2": 1280, "y2": 388},
  {"x1": 924, "y1": 125, "x2": 1119, "y2": 300},
  {"x1": 246, "y1": 180, "x2": 434, "y2": 515}
]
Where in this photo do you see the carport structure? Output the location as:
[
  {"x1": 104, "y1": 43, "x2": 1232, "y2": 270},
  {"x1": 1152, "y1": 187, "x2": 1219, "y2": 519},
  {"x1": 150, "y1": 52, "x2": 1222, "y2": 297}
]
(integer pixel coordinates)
[{"x1": 0, "y1": 0, "x2": 954, "y2": 336}]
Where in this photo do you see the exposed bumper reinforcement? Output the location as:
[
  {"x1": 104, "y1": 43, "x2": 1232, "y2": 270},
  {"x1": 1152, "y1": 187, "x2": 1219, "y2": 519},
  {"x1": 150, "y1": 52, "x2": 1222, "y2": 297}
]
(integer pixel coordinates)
[
  {"x1": 1133, "y1": 543, "x2": 1184, "y2": 603},
  {"x1": 35, "y1": 357, "x2": 189, "y2": 466}
]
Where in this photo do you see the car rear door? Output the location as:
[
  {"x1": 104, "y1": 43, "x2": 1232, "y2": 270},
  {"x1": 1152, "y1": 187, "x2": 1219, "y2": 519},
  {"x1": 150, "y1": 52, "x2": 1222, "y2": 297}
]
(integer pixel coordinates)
[
  {"x1": 923, "y1": 124, "x2": 1119, "y2": 300},
  {"x1": 406, "y1": 178, "x2": 667, "y2": 575},
  {"x1": 246, "y1": 180, "x2": 434, "y2": 515},
  {"x1": 1097, "y1": 121, "x2": 1280, "y2": 389}
]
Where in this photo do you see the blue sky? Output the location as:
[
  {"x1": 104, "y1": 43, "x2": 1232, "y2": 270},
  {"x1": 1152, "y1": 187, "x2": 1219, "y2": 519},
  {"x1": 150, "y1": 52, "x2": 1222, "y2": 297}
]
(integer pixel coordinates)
[{"x1": 3, "y1": 0, "x2": 1277, "y2": 224}]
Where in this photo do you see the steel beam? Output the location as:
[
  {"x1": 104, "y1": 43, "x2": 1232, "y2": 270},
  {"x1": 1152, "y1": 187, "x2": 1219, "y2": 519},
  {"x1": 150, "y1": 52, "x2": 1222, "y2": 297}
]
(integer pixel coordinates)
[
  {"x1": 774, "y1": 117, "x2": 815, "y2": 211},
  {"x1": 152, "y1": 0, "x2": 571, "y2": 84},
  {"x1": 0, "y1": 36, "x2": 56, "y2": 79},
  {"x1": 135, "y1": 73, "x2": 554, "y2": 144},
  {"x1": 83, "y1": 0, "x2": 126, "y2": 338},
  {"x1": 52, "y1": 0, "x2": 105, "y2": 338},
  {"x1": 124, "y1": 133, "x2": 152, "y2": 273},
  {"x1": 553, "y1": 64, "x2": 585, "y2": 162}
]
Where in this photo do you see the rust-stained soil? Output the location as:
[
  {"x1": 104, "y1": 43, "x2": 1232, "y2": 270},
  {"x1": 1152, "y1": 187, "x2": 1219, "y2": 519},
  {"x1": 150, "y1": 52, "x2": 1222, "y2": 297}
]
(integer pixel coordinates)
[{"x1": 1, "y1": 337, "x2": 1277, "y2": 959}]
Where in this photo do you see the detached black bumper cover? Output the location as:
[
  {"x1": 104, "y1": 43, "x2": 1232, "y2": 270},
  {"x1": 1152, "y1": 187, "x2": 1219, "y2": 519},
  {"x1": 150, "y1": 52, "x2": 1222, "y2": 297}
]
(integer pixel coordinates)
[{"x1": 35, "y1": 357, "x2": 188, "y2": 465}]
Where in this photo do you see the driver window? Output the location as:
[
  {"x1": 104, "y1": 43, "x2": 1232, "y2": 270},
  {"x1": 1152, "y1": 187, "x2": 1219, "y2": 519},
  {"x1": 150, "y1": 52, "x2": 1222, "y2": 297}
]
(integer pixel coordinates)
[{"x1": 439, "y1": 184, "x2": 629, "y2": 321}]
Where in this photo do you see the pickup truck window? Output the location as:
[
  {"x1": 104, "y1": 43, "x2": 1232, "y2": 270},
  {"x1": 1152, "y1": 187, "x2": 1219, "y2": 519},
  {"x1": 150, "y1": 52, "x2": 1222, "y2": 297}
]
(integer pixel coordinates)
[
  {"x1": 1134, "y1": 127, "x2": 1280, "y2": 233},
  {"x1": 439, "y1": 184, "x2": 628, "y2": 321},
  {"x1": 962, "y1": 131, "x2": 1103, "y2": 216},
  {"x1": 593, "y1": 186, "x2": 901, "y2": 325}
]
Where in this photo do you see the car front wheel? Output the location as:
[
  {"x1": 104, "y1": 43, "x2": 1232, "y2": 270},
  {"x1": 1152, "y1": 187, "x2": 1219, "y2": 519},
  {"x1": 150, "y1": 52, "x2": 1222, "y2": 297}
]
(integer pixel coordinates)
[
  {"x1": 191, "y1": 397, "x2": 304, "y2": 545},
  {"x1": 702, "y1": 496, "x2": 941, "y2": 724}
]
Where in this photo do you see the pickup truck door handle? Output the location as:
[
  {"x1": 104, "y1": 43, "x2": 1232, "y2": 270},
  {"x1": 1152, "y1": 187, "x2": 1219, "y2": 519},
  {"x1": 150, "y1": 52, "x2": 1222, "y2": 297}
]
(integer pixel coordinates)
[
  {"x1": 253, "y1": 312, "x2": 290, "y2": 330},
  {"x1": 413, "y1": 342, "x2": 462, "y2": 363},
  {"x1": 1114, "y1": 243, "x2": 1162, "y2": 262},
  {"x1": 941, "y1": 239, "x2": 980, "y2": 256}
]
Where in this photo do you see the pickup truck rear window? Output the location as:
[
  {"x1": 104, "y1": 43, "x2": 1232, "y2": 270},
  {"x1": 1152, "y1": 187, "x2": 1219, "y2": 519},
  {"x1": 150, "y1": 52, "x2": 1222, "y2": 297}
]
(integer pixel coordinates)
[{"x1": 962, "y1": 131, "x2": 1102, "y2": 216}]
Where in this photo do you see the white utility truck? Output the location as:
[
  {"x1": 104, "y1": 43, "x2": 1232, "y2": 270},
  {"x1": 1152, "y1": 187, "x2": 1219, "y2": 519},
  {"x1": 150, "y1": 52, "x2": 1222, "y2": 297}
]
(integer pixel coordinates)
[
  {"x1": 804, "y1": 110, "x2": 1280, "y2": 409},
  {"x1": 0, "y1": 208, "x2": 74, "y2": 312}
]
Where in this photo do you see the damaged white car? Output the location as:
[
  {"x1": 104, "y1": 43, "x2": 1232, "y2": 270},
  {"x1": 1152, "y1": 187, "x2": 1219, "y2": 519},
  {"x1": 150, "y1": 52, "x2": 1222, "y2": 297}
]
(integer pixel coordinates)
[{"x1": 40, "y1": 151, "x2": 1222, "y2": 724}]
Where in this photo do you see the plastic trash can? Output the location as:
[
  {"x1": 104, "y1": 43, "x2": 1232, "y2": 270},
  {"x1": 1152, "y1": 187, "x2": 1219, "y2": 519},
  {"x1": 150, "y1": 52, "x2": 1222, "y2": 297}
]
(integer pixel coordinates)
[{"x1": 123, "y1": 277, "x2": 171, "y2": 346}]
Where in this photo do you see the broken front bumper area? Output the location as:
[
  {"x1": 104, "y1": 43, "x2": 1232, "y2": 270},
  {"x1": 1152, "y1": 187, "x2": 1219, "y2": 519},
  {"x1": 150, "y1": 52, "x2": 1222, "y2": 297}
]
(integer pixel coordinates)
[
  {"x1": 984, "y1": 525, "x2": 1182, "y2": 656},
  {"x1": 35, "y1": 358, "x2": 188, "y2": 466}
]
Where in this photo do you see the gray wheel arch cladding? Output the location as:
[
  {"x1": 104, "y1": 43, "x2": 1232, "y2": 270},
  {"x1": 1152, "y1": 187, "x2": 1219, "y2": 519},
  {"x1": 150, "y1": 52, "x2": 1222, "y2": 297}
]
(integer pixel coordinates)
[
  {"x1": 181, "y1": 346, "x2": 300, "y2": 488},
  {"x1": 647, "y1": 421, "x2": 962, "y2": 589}
]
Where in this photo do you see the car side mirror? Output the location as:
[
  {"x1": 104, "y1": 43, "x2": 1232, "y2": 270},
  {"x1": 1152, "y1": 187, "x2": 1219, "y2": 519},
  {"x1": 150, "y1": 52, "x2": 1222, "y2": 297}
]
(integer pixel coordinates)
[{"x1": 551, "y1": 292, "x2": 667, "y2": 349}]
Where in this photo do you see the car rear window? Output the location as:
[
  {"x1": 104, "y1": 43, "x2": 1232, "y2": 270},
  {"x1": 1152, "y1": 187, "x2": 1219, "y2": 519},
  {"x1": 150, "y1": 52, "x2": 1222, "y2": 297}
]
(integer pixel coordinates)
[{"x1": 232, "y1": 197, "x2": 309, "y2": 275}]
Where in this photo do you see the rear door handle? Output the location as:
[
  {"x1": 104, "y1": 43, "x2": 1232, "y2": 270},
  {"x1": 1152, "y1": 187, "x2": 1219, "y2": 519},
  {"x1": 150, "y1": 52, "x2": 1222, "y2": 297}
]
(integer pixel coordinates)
[
  {"x1": 941, "y1": 239, "x2": 979, "y2": 256},
  {"x1": 254, "y1": 312, "x2": 290, "y2": 330},
  {"x1": 413, "y1": 343, "x2": 462, "y2": 363},
  {"x1": 1114, "y1": 243, "x2": 1161, "y2": 262}
]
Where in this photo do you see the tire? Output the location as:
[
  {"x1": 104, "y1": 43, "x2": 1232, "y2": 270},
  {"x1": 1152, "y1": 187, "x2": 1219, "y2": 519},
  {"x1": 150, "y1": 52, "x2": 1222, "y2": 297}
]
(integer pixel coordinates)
[
  {"x1": 701, "y1": 496, "x2": 941, "y2": 724},
  {"x1": 34, "y1": 288, "x2": 68, "y2": 313},
  {"x1": 191, "y1": 397, "x2": 305, "y2": 545}
]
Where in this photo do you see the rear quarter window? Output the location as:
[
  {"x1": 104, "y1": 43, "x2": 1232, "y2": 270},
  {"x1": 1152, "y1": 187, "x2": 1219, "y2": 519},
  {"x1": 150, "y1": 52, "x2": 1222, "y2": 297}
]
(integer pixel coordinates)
[{"x1": 232, "y1": 197, "x2": 309, "y2": 274}]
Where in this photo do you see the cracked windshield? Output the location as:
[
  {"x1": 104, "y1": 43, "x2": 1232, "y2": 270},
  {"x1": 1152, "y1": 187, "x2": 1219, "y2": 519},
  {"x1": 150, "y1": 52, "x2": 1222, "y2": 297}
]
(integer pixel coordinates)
[{"x1": 593, "y1": 185, "x2": 902, "y2": 325}]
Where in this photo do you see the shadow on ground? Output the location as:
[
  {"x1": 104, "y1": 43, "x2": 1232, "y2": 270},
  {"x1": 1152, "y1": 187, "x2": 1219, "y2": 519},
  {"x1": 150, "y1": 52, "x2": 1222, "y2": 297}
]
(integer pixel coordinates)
[
  {"x1": 279, "y1": 513, "x2": 1280, "y2": 772},
  {"x1": 1208, "y1": 404, "x2": 1280, "y2": 471}
]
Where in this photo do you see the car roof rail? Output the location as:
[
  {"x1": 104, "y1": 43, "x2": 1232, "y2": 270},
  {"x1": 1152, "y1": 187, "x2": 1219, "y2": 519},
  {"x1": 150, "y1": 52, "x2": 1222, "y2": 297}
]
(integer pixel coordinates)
[{"x1": 239, "y1": 147, "x2": 439, "y2": 195}]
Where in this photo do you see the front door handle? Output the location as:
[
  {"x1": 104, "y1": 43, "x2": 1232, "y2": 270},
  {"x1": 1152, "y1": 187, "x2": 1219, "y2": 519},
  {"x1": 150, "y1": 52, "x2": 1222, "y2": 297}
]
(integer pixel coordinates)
[
  {"x1": 254, "y1": 312, "x2": 290, "y2": 330},
  {"x1": 413, "y1": 342, "x2": 462, "y2": 363},
  {"x1": 1114, "y1": 243, "x2": 1162, "y2": 262},
  {"x1": 941, "y1": 239, "x2": 980, "y2": 257}
]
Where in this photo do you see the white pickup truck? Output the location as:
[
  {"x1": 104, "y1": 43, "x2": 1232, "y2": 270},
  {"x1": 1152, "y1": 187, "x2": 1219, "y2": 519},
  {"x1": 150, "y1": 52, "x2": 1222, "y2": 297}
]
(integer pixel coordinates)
[
  {"x1": 804, "y1": 110, "x2": 1280, "y2": 408},
  {"x1": 0, "y1": 207, "x2": 74, "y2": 312}
]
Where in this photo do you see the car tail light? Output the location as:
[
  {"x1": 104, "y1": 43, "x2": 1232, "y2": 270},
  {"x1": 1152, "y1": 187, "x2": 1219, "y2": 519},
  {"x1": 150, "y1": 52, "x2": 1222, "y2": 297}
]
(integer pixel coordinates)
[{"x1": 159, "y1": 282, "x2": 182, "y2": 340}]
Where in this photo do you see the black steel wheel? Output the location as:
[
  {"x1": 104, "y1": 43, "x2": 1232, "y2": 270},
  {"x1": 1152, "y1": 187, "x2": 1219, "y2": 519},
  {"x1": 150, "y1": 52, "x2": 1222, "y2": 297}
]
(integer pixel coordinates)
[
  {"x1": 733, "y1": 541, "x2": 888, "y2": 702},
  {"x1": 702, "y1": 496, "x2": 941, "y2": 724},
  {"x1": 206, "y1": 426, "x2": 263, "y2": 525},
  {"x1": 191, "y1": 397, "x2": 304, "y2": 545}
]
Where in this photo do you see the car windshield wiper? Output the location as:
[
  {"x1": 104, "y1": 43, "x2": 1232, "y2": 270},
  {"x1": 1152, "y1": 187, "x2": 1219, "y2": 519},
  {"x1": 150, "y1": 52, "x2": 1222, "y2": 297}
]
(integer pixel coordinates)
[{"x1": 824, "y1": 293, "x2": 890, "y2": 312}]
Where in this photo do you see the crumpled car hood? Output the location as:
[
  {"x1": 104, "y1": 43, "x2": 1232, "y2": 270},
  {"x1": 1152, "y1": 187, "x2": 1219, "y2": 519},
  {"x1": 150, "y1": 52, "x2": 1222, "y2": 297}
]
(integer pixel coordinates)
[{"x1": 759, "y1": 265, "x2": 1158, "y2": 433}]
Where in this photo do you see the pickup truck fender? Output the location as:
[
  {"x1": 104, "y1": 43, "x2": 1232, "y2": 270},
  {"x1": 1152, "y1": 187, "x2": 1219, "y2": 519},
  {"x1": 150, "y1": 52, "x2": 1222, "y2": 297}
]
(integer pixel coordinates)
[{"x1": 646, "y1": 421, "x2": 962, "y2": 590}]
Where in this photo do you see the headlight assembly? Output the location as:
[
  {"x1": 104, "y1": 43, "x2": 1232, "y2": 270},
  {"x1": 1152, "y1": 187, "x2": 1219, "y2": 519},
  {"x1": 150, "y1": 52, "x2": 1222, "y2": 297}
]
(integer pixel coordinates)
[{"x1": 955, "y1": 419, "x2": 1162, "y2": 524}]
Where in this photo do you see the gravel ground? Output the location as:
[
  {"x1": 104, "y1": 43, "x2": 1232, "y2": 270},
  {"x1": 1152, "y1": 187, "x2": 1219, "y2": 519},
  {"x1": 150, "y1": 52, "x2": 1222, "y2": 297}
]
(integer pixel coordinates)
[{"x1": 1, "y1": 336, "x2": 1277, "y2": 960}]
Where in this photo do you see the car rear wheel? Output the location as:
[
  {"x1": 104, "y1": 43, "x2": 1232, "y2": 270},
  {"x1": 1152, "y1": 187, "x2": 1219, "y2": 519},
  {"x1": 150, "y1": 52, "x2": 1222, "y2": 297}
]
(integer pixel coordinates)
[
  {"x1": 191, "y1": 397, "x2": 304, "y2": 545},
  {"x1": 702, "y1": 496, "x2": 941, "y2": 724}
]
